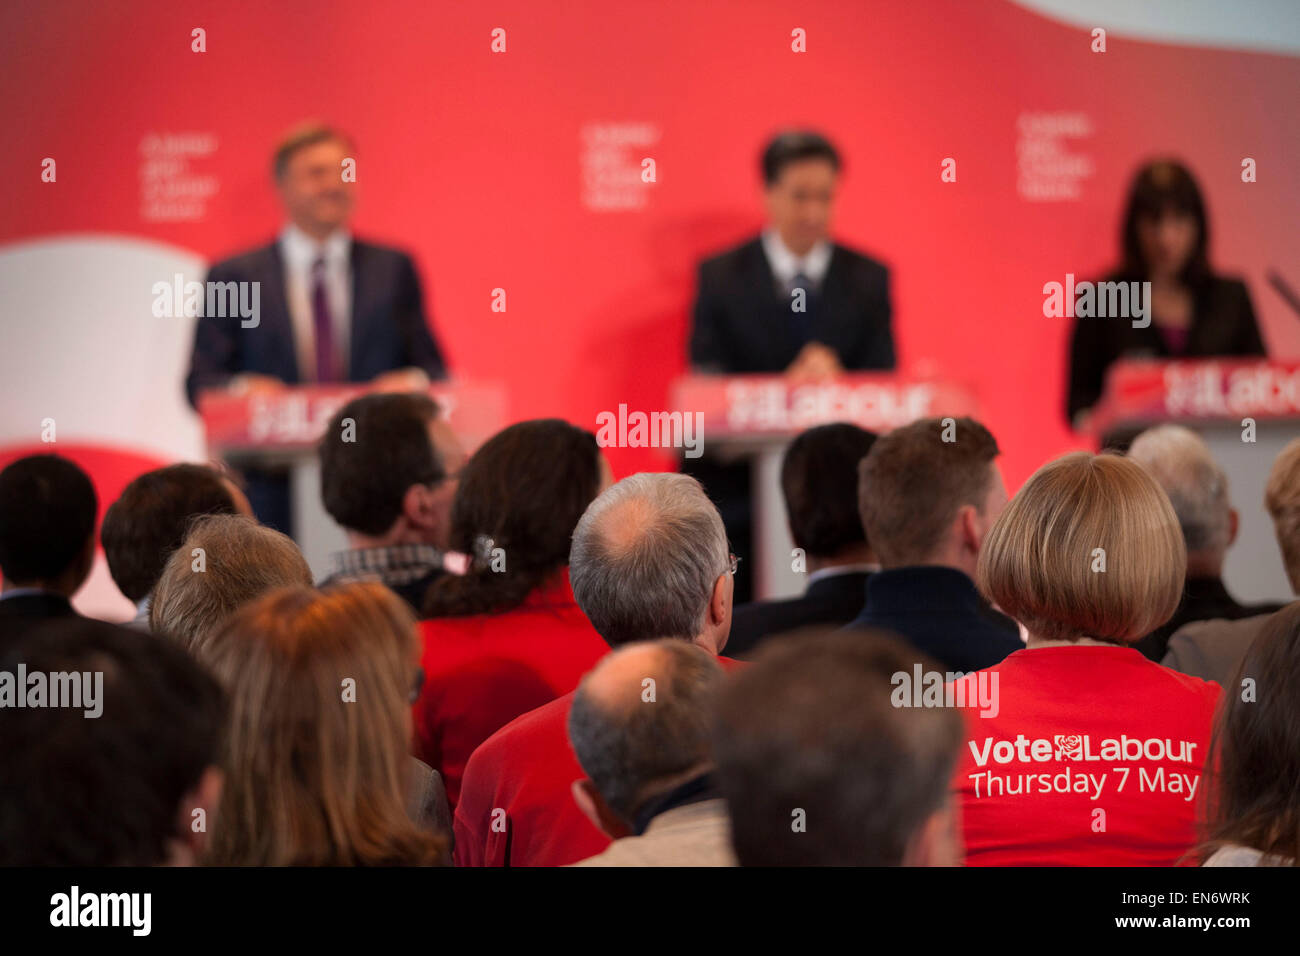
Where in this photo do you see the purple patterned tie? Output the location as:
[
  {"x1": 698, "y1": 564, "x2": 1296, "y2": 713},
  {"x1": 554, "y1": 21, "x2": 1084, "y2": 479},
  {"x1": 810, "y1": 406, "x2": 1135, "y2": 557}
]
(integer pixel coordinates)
[{"x1": 310, "y1": 256, "x2": 339, "y2": 382}]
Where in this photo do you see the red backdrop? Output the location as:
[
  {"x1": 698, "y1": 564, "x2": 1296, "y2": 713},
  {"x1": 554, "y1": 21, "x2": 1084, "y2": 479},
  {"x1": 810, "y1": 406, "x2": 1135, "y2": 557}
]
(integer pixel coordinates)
[{"x1": 3, "y1": 0, "x2": 1298, "y2": 493}]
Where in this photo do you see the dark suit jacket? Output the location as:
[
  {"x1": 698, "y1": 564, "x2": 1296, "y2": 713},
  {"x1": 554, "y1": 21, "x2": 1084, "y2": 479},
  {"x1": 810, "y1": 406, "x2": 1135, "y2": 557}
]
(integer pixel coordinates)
[
  {"x1": 690, "y1": 237, "x2": 894, "y2": 373},
  {"x1": 186, "y1": 238, "x2": 447, "y2": 408},
  {"x1": 845, "y1": 566, "x2": 1022, "y2": 673},
  {"x1": 1134, "y1": 575, "x2": 1282, "y2": 663},
  {"x1": 1066, "y1": 274, "x2": 1265, "y2": 423},
  {"x1": 0, "y1": 592, "x2": 78, "y2": 647},
  {"x1": 727, "y1": 569, "x2": 871, "y2": 660}
]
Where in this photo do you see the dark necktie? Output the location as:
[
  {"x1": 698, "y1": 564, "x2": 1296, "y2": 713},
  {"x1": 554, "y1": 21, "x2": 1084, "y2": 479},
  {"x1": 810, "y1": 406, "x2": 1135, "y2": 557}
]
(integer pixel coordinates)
[
  {"x1": 311, "y1": 256, "x2": 339, "y2": 382},
  {"x1": 788, "y1": 271, "x2": 820, "y2": 347}
]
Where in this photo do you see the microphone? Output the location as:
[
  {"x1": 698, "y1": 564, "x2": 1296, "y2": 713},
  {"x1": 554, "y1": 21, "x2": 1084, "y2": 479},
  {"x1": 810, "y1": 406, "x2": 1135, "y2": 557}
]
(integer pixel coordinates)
[{"x1": 1267, "y1": 269, "x2": 1300, "y2": 320}]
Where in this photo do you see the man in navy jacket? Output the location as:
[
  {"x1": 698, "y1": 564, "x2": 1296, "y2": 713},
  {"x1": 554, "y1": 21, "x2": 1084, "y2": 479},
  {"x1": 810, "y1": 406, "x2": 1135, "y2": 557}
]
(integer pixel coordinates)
[
  {"x1": 686, "y1": 131, "x2": 894, "y2": 602},
  {"x1": 846, "y1": 417, "x2": 1022, "y2": 674},
  {"x1": 186, "y1": 123, "x2": 447, "y2": 534}
]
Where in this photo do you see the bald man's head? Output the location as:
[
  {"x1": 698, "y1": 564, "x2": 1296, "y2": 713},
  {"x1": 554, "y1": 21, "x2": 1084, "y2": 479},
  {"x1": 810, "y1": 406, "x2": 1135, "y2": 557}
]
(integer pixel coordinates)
[
  {"x1": 570, "y1": 472, "x2": 730, "y2": 647},
  {"x1": 568, "y1": 640, "x2": 723, "y2": 824}
]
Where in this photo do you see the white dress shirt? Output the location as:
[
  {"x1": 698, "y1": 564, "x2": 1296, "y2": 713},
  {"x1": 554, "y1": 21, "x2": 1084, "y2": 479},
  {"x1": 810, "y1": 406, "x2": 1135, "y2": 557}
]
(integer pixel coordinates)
[
  {"x1": 279, "y1": 224, "x2": 352, "y2": 381},
  {"x1": 805, "y1": 562, "x2": 880, "y2": 588},
  {"x1": 761, "y1": 228, "x2": 832, "y2": 293}
]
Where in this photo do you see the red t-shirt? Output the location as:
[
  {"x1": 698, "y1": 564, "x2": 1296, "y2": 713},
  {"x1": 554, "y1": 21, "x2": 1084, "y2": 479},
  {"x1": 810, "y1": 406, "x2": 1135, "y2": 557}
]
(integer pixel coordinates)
[
  {"x1": 455, "y1": 654, "x2": 744, "y2": 867},
  {"x1": 413, "y1": 568, "x2": 609, "y2": 809},
  {"x1": 952, "y1": 645, "x2": 1221, "y2": 866}
]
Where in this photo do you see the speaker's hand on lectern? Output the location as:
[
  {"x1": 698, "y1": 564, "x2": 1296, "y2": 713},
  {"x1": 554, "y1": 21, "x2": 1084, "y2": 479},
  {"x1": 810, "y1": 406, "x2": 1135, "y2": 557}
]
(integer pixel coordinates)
[
  {"x1": 785, "y1": 342, "x2": 843, "y2": 383},
  {"x1": 229, "y1": 373, "x2": 287, "y2": 396},
  {"x1": 370, "y1": 366, "x2": 431, "y2": 394}
]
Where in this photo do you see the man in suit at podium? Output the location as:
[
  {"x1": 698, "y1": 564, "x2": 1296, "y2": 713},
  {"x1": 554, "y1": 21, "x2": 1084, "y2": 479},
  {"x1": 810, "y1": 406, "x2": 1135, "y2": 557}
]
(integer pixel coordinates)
[
  {"x1": 186, "y1": 122, "x2": 448, "y2": 535},
  {"x1": 687, "y1": 130, "x2": 895, "y2": 601}
]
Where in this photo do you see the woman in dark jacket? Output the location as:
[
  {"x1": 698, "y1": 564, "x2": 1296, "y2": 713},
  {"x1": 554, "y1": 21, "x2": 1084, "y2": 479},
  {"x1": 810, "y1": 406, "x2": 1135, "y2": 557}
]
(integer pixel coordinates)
[{"x1": 1067, "y1": 160, "x2": 1267, "y2": 429}]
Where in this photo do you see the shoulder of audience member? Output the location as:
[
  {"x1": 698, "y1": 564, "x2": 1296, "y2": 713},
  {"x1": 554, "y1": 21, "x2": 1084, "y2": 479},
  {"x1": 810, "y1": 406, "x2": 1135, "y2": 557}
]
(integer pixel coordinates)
[{"x1": 831, "y1": 241, "x2": 890, "y2": 278}]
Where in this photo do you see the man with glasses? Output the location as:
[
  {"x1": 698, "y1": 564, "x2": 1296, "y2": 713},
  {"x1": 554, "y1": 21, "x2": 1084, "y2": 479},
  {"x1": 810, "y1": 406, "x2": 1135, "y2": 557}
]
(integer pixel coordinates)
[
  {"x1": 453, "y1": 472, "x2": 742, "y2": 867},
  {"x1": 317, "y1": 392, "x2": 465, "y2": 612}
]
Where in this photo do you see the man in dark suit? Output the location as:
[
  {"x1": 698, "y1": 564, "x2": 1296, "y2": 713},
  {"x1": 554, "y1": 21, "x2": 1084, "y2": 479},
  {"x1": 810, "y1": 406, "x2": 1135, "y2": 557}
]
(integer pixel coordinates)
[
  {"x1": 316, "y1": 392, "x2": 466, "y2": 613},
  {"x1": 687, "y1": 131, "x2": 894, "y2": 601},
  {"x1": 186, "y1": 122, "x2": 448, "y2": 534},
  {"x1": 727, "y1": 423, "x2": 878, "y2": 659},
  {"x1": 846, "y1": 417, "x2": 1022, "y2": 674},
  {"x1": 690, "y1": 130, "x2": 894, "y2": 377},
  {"x1": 0, "y1": 455, "x2": 97, "y2": 646}
]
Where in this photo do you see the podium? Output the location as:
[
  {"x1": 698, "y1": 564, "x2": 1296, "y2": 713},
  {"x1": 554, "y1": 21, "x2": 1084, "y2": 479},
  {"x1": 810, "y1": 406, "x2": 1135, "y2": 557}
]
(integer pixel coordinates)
[
  {"x1": 670, "y1": 373, "x2": 980, "y2": 600},
  {"x1": 199, "y1": 381, "x2": 507, "y2": 578},
  {"x1": 1089, "y1": 358, "x2": 1300, "y2": 605}
]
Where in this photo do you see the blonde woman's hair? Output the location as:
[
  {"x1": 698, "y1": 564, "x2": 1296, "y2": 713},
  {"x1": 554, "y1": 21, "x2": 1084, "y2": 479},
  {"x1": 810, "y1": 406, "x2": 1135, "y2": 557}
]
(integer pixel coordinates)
[
  {"x1": 198, "y1": 582, "x2": 446, "y2": 866},
  {"x1": 150, "y1": 514, "x2": 312, "y2": 654},
  {"x1": 977, "y1": 452, "x2": 1185, "y2": 644}
]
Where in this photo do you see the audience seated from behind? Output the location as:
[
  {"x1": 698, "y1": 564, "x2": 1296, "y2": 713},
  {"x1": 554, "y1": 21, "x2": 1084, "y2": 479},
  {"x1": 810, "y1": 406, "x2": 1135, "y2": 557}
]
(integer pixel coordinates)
[
  {"x1": 148, "y1": 513, "x2": 313, "y2": 654},
  {"x1": 955, "y1": 451, "x2": 1220, "y2": 865},
  {"x1": 0, "y1": 618, "x2": 225, "y2": 865},
  {"x1": 413, "y1": 419, "x2": 612, "y2": 808},
  {"x1": 317, "y1": 392, "x2": 466, "y2": 612},
  {"x1": 0, "y1": 454, "x2": 97, "y2": 643},
  {"x1": 454, "y1": 471, "x2": 737, "y2": 867},
  {"x1": 1165, "y1": 438, "x2": 1300, "y2": 685},
  {"x1": 1200, "y1": 602, "x2": 1300, "y2": 867},
  {"x1": 713, "y1": 629, "x2": 963, "y2": 866},
  {"x1": 197, "y1": 582, "x2": 449, "y2": 865},
  {"x1": 568, "y1": 640, "x2": 731, "y2": 866},
  {"x1": 727, "y1": 423, "x2": 878, "y2": 659},
  {"x1": 1126, "y1": 425, "x2": 1281, "y2": 661},
  {"x1": 845, "y1": 416, "x2": 1022, "y2": 672},
  {"x1": 101, "y1": 462, "x2": 251, "y2": 628}
]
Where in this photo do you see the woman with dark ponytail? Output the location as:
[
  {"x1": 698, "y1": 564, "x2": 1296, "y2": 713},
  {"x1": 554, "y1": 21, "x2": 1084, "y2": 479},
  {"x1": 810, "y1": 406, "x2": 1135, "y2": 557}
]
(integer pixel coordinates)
[{"x1": 413, "y1": 419, "x2": 612, "y2": 808}]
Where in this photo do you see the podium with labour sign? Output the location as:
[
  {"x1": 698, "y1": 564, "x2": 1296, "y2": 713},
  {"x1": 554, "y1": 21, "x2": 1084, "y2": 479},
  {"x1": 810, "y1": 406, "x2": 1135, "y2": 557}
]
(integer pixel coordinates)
[{"x1": 669, "y1": 373, "x2": 981, "y2": 601}]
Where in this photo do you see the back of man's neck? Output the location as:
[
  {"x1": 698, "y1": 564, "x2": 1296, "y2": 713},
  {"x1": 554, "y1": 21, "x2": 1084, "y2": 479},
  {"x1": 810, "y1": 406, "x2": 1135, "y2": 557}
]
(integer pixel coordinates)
[
  {"x1": 880, "y1": 559, "x2": 974, "y2": 580},
  {"x1": 806, "y1": 546, "x2": 876, "y2": 576}
]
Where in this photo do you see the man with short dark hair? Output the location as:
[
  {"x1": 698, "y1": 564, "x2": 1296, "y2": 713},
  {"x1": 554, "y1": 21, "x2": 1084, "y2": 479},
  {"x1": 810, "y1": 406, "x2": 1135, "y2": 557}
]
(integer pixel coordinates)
[
  {"x1": 568, "y1": 640, "x2": 731, "y2": 866},
  {"x1": 846, "y1": 416, "x2": 1021, "y2": 672},
  {"x1": 317, "y1": 392, "x2": 465, "y2": 611},
  {"x1": 727, "y1": 423, "x2": 878, "y2": 658},
  {"x1": 186, "y1": 121, "x2": 448, "y2": 535},
  {"x1": 690, "y1": 130, "x2": 894, "y2": 377},
  {"x1": 0, "y1": 619, "x2": 226, "y2": 865},
  {"x1": 0, "y1": 454, "x2": 98, "y2": 643},
  {"x1": 687, "y1": 130, "x2": 894, "y2": 604},
  {"x1": 714, "y1": 629, "x2": 963, "y2": 866},
  {"x1": 101, "y1": 463, "x2": 249, "y2": 627}
]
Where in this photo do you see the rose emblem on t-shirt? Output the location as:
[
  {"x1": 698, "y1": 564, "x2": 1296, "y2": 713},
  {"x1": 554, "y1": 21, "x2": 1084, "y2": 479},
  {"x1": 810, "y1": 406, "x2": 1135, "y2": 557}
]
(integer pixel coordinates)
[{"x1": 1054, "y1": 734, "x2": 1083, "y2": 760}]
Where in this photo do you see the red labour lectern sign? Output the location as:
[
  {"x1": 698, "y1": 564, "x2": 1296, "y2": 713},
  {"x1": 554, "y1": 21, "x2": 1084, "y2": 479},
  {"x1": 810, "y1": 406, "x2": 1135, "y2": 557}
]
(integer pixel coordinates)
[
  {"x1": 198, "y1": 381, "x2": 508, "y2": 458},
  {"x1": 1089, "y1": 359, "x2": 1300, "y2": 435},
  {"x1": 670, "y1": 373, "x2": 981, "y2": 440}
]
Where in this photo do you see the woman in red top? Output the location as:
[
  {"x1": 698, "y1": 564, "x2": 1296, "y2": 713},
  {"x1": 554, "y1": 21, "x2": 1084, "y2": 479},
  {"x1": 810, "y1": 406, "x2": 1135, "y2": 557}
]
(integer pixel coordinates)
[
  {"x1": 953, "y1": 452, "x2": 1220, "y2": 866},
  {"x1": 413, "y1": 419, "x2": 611, "y2": 807}
]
